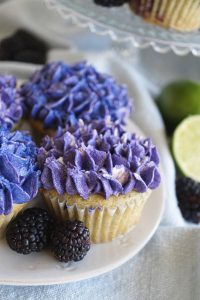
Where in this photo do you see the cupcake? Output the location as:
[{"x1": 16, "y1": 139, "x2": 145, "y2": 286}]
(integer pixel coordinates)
[
  {"x1": 0, "y1": 126, "x2": 40, "y2": 238},
  {"x1": 0, "y1": 75, "x2": 23, "y2": 130},
  {"x1": 129, "y1": 0, "x2": 200, "y2": 31},
  {"x1": 38, "y1": 119, "x2": 161, "y2": 243},
  {"x1": 20, "y1": 61, "x2": 131, "y2": 139}
]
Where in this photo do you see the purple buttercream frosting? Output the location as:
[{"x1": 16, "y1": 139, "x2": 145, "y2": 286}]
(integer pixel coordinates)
[
  {"x1": 38, "y1": 119, "x2": 161, "y2": 200},
  {"x1": 0, "y1": 126, "x2": 40, "y2": 215},
  {"x1": 20, "y1": 61, "x2": 132, "y2": 129},
  {"x1": 0, "y1": 75, "x2": 23, "y2": 129}
]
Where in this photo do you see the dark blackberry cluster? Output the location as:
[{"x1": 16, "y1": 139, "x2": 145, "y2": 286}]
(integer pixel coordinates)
[
  {"x1": 94, "y1": 0, "x2": 129, "y2": 7},
  {"x1": 51, "y1": 221, "x2": 90, "y2": 262},
  {"x1": 6, "y1": 208, "x2": 54, "y2": 254},
  {"x1": 176, "y1": 177, "x2": 200, "y2": 224},
  {"x1": 0, "y1": 29, "x2": 48, "y2": 64},
  {"x1": 6, "y1": 208, "x2": 91, "y2": 262}
]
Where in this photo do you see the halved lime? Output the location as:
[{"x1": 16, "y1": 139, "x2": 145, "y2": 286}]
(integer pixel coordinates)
[{"x1": 172, "y1": 115, "x2": 200, "y2": 182}]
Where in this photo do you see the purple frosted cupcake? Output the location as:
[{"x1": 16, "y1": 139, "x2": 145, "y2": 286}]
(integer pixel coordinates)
[
  {"x1": 20, "y1": 61, "x2": 131, "y2": 137},
  {"x1": 38, "y1": 119, "x2": 160, "y2": 243},
  {"x1": 0, "y1": 75, "x2": 23, "y2": 129},
  {"x1": 0, "y1": 126, "x2": 40, "y2": 238}
]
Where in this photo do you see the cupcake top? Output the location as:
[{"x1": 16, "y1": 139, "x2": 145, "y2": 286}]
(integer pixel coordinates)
[
  {"x1": 38, "y1": 119, "x2": 161, "y2": 199},
  {"x1": 0, "y1": 126, "x2": 40, "y2": 215},
  {"x1": 20, "y1": 61, "x2": 131, "y2": 129},
  {"x1": 0, "y1": 75, "x2": 23, "y2": 129}
]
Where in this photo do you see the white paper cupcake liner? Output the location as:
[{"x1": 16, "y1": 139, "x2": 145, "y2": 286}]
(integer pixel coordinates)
[
  {"x1": 42, "y1": 190, "x2": 151, "y2": 243},
  {"x1": 130, "y1": 0, "x2": 200, "y2": 31}
]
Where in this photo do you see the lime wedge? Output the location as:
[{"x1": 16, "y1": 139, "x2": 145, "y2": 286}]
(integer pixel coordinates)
[{"x1": 173, "y1": 115, "x2": 200, "y2": 181}]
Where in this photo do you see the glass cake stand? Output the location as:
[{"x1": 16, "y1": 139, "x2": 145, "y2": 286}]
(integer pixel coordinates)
[{"x1": 44, "y1": 0, "x2": 200, "y2": 56}]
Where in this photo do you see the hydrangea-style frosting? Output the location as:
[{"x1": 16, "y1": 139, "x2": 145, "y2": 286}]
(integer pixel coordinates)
[
  {"x1": 20, "y1": 61, "x2": 131, "y2": 129},
  {"x1": 0, "y1": 75, "x2": 23, "y2": 128},
  {"x1": 0, "y1": 126, "x2": 40, "y2": 215},
  {"x1": 38, "y1": 119, "x2": 161, "y2": 200}
]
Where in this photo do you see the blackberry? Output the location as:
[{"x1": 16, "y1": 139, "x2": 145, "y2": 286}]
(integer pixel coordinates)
[
  {"x1": 94, "y1": 0, "x2": 129, "y2": 7},
  {"x1": 13, "y1": 29, "x2": 47, "y2": 53},
  {"x1": 51, "y1": 221, "x2": 90, "y2": 263},
  {"x1": 176, "y1": 177, "x2": 200, "y2": 224},
  {"x1": 14, "y1": 50, "x2": 46, "y2": 65},
  {"x1": 6, "y1": 208, "x2": 55, "y2": 254},
  {"x1": 0, "y1": 29, "x2": 47, "y2": 64}
]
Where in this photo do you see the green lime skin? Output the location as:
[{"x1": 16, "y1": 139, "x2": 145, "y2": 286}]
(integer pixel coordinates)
[{"x1": 156, "y1": 80, "x2": 200, "y2": 134}]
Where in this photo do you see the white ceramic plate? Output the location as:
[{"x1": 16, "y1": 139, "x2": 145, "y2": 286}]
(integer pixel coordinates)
[{"x1": 0, "y1": 62, "x2": 165, "y2": 286}]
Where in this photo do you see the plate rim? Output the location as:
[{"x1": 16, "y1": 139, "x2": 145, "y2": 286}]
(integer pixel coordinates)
[{"x1": 0, "y1": 181, "x2": 165, "y2": 286}]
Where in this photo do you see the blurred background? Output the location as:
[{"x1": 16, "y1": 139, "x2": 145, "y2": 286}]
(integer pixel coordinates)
[{"x1": 0, "y1": 0, "x2": 200, "y2": 89}]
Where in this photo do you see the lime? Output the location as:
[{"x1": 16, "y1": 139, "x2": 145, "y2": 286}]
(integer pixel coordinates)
[
  {"x1": 172, "y1": 115, "x2": 200, "y2": 182},
  {"x1": 157, "y1": 80, "x2": 200, "y2": 133}
]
